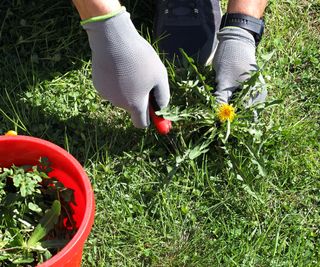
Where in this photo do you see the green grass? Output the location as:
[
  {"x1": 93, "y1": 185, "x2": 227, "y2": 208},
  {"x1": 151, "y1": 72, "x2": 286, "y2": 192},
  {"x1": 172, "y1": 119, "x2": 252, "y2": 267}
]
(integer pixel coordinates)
[{"x1": 1, "y1": 0, "x2": 319, "y2": 266}]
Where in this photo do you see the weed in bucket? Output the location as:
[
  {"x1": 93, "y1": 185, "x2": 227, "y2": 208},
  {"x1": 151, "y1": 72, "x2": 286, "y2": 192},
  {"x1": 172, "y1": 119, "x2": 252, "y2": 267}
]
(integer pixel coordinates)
[{"x1": 0, "y1": 157, "x2": 77, "y2": 265}]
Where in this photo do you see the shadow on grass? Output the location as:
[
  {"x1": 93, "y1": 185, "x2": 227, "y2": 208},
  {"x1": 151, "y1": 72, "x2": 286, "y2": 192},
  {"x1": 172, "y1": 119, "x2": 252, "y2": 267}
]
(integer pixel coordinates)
[
  {"x1": 0, "y1": 96, "x2": 152, "y2": 164},
  {"x1": 0, "y1": 0, "x2": 155, "y2": 86}
]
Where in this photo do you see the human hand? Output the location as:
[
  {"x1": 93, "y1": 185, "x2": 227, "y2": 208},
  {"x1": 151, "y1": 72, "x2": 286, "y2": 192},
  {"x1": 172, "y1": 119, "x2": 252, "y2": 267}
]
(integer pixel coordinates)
[
  {"x1": 83, "y1": 10, "x2": 170, "y2": 128},
  {"x1": 213, "y1": 27, "x2": 267, "y2": 106}
]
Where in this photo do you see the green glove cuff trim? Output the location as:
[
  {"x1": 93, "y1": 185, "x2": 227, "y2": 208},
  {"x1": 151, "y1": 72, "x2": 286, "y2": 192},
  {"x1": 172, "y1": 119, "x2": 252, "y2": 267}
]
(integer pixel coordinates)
[{"x1": 80, "y1": 6, "x2": 126, "y2": 25}]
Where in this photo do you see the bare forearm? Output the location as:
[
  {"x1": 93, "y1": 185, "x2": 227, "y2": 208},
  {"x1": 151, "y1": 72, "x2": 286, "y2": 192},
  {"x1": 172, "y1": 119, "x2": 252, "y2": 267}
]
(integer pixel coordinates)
[
  {"x1": 227, "y1": 0, "x2": 268, "y2": 18},
  {"x1": 72, "y1": 0, "x2": 121, "y2": 20}
]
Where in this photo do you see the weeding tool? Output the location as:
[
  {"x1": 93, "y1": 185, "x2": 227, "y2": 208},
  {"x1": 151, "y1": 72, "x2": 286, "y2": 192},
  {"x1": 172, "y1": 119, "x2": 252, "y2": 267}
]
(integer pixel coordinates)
[
  {"x1": 149, "y1": 92, "x2": 172, "y2": 135},
  {"x1": 149, "y1": 105, "x2": 172, "y2": 135},
  {"x1": 149, "y1": 93, "x2": 178, "y2": 151}
]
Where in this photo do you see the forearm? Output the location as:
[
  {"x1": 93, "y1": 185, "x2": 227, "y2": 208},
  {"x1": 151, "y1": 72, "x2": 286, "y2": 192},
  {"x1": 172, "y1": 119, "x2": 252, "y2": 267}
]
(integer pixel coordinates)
[
  {"x1": 72, "y1": 0, "x2": 121, "y2": 20},
  {"x1": 227, "y1": 0, "x2": 268, "y2": 18}
]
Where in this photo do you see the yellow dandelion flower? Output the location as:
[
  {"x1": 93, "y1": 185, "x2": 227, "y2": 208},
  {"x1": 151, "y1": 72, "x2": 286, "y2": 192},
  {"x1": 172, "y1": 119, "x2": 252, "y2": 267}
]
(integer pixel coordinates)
[
  {"x1": 217, "y1": 103, "x2": 236, "y2": 123},
  {"x1": 5, "y1": 130, "x2": 18, "y2": 136}
]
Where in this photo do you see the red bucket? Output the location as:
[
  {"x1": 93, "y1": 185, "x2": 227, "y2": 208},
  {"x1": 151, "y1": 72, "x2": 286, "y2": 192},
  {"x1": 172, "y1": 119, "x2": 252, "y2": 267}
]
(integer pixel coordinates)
[{"x1": 0, "y1": 135, "x2": 95, "y2": 267}]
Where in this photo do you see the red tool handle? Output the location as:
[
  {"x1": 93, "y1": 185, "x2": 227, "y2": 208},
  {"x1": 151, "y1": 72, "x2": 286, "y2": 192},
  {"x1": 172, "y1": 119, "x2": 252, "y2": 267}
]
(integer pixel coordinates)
[{"x1": 149, "y1": 105, "x2": 172, "y2": 135}]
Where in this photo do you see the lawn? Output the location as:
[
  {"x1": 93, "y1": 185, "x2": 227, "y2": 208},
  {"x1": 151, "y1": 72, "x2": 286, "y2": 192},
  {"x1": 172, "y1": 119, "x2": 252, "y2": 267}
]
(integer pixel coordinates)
[{"x1": 0, "y1": 0, "x2": 319, "y2": 266}]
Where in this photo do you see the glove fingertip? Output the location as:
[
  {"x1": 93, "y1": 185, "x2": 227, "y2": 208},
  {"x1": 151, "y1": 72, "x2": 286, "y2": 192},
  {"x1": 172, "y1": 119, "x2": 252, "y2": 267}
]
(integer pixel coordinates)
[
  {"x1": 151, "y1": 81, "x2": 170, "y2": 110},
  {"x1": 130, "y1": 110, "x2": 150, "y2": 128},
  {"x1": 129, "y1": 97, "x2": 150, "y2": 129}
]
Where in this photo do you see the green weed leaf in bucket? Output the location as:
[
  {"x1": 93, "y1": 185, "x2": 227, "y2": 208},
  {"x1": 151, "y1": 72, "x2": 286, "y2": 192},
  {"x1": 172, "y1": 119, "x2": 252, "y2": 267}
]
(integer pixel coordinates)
[{"x1": 27, "y1": 200, "x2": 61, "y2": 247}]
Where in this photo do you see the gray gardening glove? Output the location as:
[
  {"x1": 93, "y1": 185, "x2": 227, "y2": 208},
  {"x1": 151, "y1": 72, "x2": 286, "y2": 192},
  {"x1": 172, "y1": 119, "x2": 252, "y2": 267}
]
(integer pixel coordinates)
[
  {"x1": 213, "y1": 27, "x2": 267, "y2": 105},
  {"x1": 83, "y1": 10, "x2": 170, "y2": 128}
]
